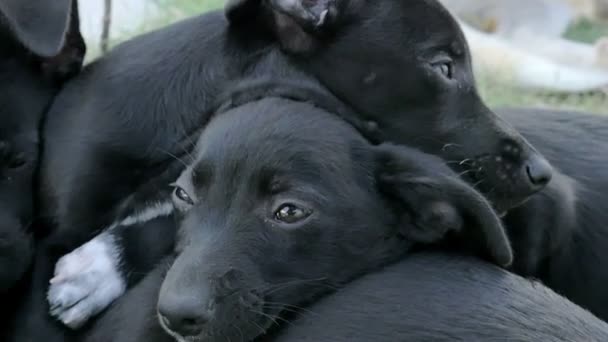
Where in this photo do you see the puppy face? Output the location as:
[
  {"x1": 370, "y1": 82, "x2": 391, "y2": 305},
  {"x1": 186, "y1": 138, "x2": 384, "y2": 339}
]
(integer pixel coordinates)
[
  {"x1": 157, "y1": 98, "x2": 511, "y2": 341},
  {"x1": 0, "y1": 0, "x2": 85, "y2": 292},
  {"x1": 226, "y1": 0, "x2": 553, "y2": 212}
]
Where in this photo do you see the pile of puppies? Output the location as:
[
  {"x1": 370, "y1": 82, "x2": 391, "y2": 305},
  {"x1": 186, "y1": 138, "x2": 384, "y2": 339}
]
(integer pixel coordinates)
[{"x1": 1, "y1": 0, "x2": 608, "y2": 341}]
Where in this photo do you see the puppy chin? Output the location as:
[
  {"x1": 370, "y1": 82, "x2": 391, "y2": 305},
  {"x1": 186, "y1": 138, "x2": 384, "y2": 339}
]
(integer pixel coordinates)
[
  {"x1": 492, "y1": 195, "x2": 532, "y2": 217},
  {"x1": 157, "y1": 313, "x2": 191, "y2": 342}
]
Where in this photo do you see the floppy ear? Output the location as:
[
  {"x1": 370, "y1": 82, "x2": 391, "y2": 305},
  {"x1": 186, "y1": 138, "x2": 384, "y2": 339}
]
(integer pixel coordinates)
[
  {"x1": 0, "y1": 0, "x2": 73, "y2": 57},
  {"x1": 35, "y1": 0, "x2": 86, "y2": 83},
  {"x1": 374, "y1": 144, "x2": 513, "y2": 267},
  {"x1": 0, "y1": 0, "x2": 86, "y2": 82},
  {"x1": 226, "y1": 0, "x2": 340, "y2": 54}
]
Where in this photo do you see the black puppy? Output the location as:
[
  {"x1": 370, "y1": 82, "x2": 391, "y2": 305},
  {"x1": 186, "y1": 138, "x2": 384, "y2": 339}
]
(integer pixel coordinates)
[
  {"x1": 79, "y1": 97, "x2": 511, "y2": 342},
  {"x1": 82, "y1": 254, "x2": 608, "y2": 342},
  {"x1": 494, "y1": 107, "x2": 608, "y2": 321},
  {"x1": 267, "y1": 252, "x2": 608, "y2": 342},
  {"x1": 34, "y1": 0, "x2": 548, "y2": 333},
  {"x1": 0, "y1": 0, "x2": 84, "y2": 298},
  {"x1": 231, "y1": 0, "x2": 608, "y2": 322}
]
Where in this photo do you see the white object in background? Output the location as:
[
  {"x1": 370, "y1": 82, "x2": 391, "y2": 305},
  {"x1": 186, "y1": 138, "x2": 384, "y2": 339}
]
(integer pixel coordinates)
[
  {"x1": 78, "y1": 0, "x2": 159, "y2": 48},
  {"x1": 461, "y1": 22, "x2": 608, "y2": 92}
]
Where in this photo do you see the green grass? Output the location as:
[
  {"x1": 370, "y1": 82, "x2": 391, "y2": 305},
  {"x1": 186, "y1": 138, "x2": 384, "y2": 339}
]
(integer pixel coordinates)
[
  {"x1": 100, "y1": 0, "x2": 608, "y2": 114},
  {"x1": 564, "y1": 18, "x2": 608, "y2": 43}
]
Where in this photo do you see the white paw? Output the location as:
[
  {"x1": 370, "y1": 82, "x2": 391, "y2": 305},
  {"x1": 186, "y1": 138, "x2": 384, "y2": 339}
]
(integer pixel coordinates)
[{"x1": 47, "y1": 234, "x2": 126, "y2": 329}]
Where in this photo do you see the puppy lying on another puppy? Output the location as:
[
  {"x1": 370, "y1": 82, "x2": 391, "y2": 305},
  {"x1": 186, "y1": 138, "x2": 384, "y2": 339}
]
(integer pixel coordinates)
[
  {"x1": 268, "y1": 252, "x2": 608, "y2": 342},
  {"x1": 80, "y1": 97, "x2": 512, "y2": 342},
  {"x1": 34, "y1": 1, "x2": 551, "y2": 335}
]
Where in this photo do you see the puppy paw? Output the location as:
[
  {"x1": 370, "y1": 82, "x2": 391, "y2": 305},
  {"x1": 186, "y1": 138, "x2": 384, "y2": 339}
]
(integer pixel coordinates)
[{"x1": 47, "y1": 234, "x2": 126, "y2": 329}]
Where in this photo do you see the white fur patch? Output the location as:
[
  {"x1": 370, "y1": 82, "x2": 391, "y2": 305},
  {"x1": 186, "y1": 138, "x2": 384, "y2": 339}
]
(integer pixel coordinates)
[
  {"x1": 48, "y1": 200, "x2": 176, "y2": 329},
  {"x1": 110, "y1": 200, "x2": 175, "y2": 230},
  {"x1": 48, "y1": 233, "x2": 126, "y2": 329}
]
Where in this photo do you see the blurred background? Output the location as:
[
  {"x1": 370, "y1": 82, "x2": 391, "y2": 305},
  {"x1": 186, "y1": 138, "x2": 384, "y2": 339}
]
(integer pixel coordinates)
[{"x1": 79, "y1": 0, "x2": 608, "y2": 114}]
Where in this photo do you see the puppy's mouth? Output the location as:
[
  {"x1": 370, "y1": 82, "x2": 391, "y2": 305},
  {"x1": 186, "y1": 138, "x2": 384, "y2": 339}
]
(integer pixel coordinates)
[
  {"x1": 158, "y1": 314, "x2": 195, "y2": 342},
  {"x1": 157, "y1": 291, "x2": 276, "y2": 342},
  {"x1": 455, "y1": 154, "x2": 535, "y2": 213}
]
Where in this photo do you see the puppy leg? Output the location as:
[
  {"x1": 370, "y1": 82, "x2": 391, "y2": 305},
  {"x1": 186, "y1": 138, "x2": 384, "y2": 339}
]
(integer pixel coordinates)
[{"x1": 48, "y1": 215, "x2": 176, "y2": 329}]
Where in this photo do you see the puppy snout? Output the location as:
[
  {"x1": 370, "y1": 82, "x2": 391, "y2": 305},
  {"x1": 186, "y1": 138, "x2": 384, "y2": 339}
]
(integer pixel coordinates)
[
  {"x1": 525, "y1": 154, "x2": 553, "y2": 188},
  {"x1": 499, "y1": 139, "x2": 553, "y2": 190},
  {"x1": 499, "y1": 139, "x2": 524, "y2": 163},
  {"x1": 158, "y1": 291, "x2": 215, "y2": 337}
]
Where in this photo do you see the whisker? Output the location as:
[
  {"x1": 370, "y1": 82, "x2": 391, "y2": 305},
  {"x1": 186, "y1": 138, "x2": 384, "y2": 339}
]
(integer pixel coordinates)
[
  {"x1": 264, "y1": 280, "x2": 334, "y2": 296},
  {"x1": 472, "y1": 179, "x2": 486, "y2": 188},
  {"x1": 262, "y1": 304, "x2": 319, "y2": 317},
  {"x1": 157, "y1": 148, "x2": 189, "y2": 168},
  {"x1": 441, "y1": 143, "x2": 461, "y2": 151},
  {"x1": 263, "y1": 302, "x2": 319, "y2": 316},
  {"x1": 247, "y1": 319, "x2": 267, "y2": 336},
  {"x1": 457, "y1": 169, "x2": 475, "y2": 177},
  {"x1": 249, "y1": 309, "x2": 281, "y2": 327},
  {"x1": 251, "y1": 277, "x2": 329, "y2": 296},
  {"x1": 459, "y1": 158, "x2": 473, "y2": 166},
  {"x1": 228, "y1": 323, "x2": 244, "y2": 342}
]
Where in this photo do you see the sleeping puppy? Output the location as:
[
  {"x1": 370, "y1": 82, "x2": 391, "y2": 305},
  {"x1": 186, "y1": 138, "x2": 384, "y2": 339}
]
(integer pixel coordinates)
[
  {"x1": 79, "y1": 97, "x2": 511, "y2": 342},
  {"x1": 0, "y1": 0, "x2": 84, "y2": 297},
  {"x1": 268, "y1": 252, "x2": 608, "y2": 342},
  {"x1": 33, "y1": 0, "x2": 549, "y2": 333}
]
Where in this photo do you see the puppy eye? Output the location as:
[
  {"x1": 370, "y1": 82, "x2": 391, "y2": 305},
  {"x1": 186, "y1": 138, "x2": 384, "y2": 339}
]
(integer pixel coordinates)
[
  {"x1": 274, "y1": 203, "x2": 312, "y2": 224},
  {"x1": 432, "y1": 61, "x2": 453, "y2": 79},
  {"x1": 8, "y1": 157, "x2": 26, "y2": 169},
  {"x1": 173, "y1": 186, "x2": 194, "y2": 205}
]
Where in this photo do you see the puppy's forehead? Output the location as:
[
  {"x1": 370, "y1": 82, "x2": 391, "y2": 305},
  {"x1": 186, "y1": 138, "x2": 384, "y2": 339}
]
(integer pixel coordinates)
[
  {"x1": 199, "y1": 98, "x2": 362, "y2": 155},
  {"x1": 370, "y1": 0, "x2": 465, "y2": 49},
  {"x1": 192, "y1": 98, "x2": 366, "y2": 180}
]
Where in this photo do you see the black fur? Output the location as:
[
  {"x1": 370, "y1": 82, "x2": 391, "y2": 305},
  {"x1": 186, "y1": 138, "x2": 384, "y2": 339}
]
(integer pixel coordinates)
[
  {"x1": 81, "y1": 252, "x2": 608, "y2": 342},
  {"x1": 0, "y1": 0, "x2": 84, "y2": 326},
  {"x1": 267, "y1": 252, "x2": 608, "y2": 342},
  {"x1": 81, "y1": 98, "x2": 509, "y2": 341},
  {"x1": 496, "y1": 107, "x2": 608, "y2": 321},
  {"x1": 11, "y1": 0, "x2": 551, "y2": 339}
]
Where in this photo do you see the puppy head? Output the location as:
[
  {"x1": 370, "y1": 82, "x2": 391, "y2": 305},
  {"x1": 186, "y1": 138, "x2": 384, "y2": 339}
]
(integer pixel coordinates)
[
  {"x1": 0, "y1": 0, "x2": 85, "y2": 82},
  {"x1": 0, "y1": 139, "x2": 34, "y2": 292},
  {"x1": 156, "y1": 98, "x2": 511, "y2": 341},
  {"x1": 0, "y1": 0, "x2": 85, "y2": 292},
  {"x1": 225, "y1": 0, "x2": 553, "y2": 213}
]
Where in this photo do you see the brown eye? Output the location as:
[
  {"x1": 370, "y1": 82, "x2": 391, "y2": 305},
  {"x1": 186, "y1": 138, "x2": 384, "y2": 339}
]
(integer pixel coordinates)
[
  {"x1": 274, "y1": 203, "x2": 312, "y2": 224},
  {"x1": 174, "y1": 186, "x2": 193, "y2": 205}
]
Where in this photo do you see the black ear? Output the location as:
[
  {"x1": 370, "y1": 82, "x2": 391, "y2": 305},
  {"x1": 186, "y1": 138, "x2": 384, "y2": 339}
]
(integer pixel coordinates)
[
  {"x1": 0, "y1": 0, "x2": 73, "y2": 57},
  {"x1": 374, "y1": 144, "x2": 513, "y2": 267},
  {"x1": 0, "y1": 0, "x2": 86, "y2": 83},
  {"x1": 35, "y1": 0, "x2": 86, "y2": 83},
  {"x1": 226, "y1": 0, "x2": 340, "y2": 54}
]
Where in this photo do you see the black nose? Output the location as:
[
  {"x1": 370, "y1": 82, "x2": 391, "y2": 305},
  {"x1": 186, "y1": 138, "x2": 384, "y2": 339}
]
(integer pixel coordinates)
[
  {"x1": 500, "y1": 139, "x2": 552, "y2": 189},
  {"x1": 158, "y1": 299, "x2": 211, "y2": 337},
  {"x1": 525, "y1": 154, "x2": 553, "y2": 187}
]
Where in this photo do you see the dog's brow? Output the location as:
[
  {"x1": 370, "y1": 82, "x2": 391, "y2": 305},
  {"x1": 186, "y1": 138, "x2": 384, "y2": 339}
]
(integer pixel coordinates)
[{"x1": 192, "y1": 162, "x2": 213, "y2": 188}]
